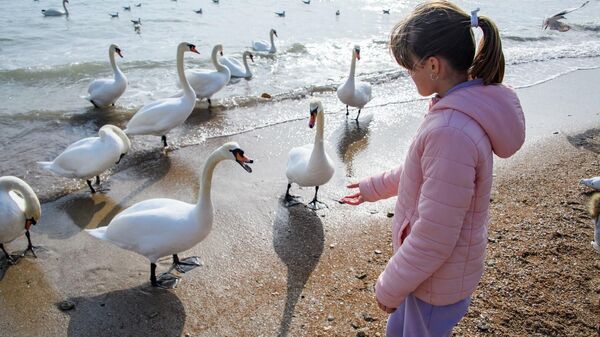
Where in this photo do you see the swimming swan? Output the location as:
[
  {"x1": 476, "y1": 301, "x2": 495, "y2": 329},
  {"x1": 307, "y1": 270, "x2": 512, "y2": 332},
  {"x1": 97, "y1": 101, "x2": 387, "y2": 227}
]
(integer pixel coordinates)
[
  {"x1": 86, "y1": 142, "x2": 254, "y2": 288},
  {"x1": 285, "y1": 100, "x2": 334, "y2": 210},
  {"x1": 252, "y1": 29, "x2": 278, "y2": 54},
  {"x1": 0, "y1": 176, "x2": 41, "y2": 263},
  {"x1": 125, "y1": 42, "x2": 199, "y2": 148},
  {"x1": 336, "y1": 45, "x2": 372, "y2": 120},
  {"x1": 84, "y1": 44, "x2": 127, "y2": 108},
  {"x1": 220, "y1": 51, "x2": 254, "y2": 79},
  {"x1": 42, "y1": 0, "x2": 69, "y2": 16},
  {"x1": 37, "y1": 125, "x2": 130, "y2": 193},
  {"x1": 185, "y1": 44, "x2": 231, "y2": 108}
]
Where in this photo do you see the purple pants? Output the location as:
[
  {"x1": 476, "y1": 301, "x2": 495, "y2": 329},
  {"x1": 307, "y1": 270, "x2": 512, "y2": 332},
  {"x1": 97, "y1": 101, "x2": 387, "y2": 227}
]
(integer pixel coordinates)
[{"x1": 386, "y1": 293, "x2": 471, "y2": 337}]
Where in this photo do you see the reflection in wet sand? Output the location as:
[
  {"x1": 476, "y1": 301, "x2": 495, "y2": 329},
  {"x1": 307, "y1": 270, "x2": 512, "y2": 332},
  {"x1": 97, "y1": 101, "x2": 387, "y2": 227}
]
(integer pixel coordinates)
[
  {"x1": 273, "y1": 202, "x2": 324, "y2": 337},
  {"x1": 333, "y1": 115, "x2": 372, "y2": 176}
]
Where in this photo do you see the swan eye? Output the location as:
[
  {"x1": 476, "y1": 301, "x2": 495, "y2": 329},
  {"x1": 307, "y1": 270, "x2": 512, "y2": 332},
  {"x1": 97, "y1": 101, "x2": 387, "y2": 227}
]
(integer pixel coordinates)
[
  {"x1": 230, "y1": 148, "x2": 244, "y2": 158},
  {"x1": 187, "y1": 44, "x2": 195, "y2": 50},
  {"x1": 310, "y1": 106, "x2": 318, "y2": 114}
]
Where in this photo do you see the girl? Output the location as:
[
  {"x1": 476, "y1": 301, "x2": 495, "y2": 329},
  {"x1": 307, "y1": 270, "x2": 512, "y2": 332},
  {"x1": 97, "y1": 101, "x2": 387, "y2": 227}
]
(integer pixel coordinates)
[{"x1": 340, "y1": 1, "x2": 526, "y2": 336}]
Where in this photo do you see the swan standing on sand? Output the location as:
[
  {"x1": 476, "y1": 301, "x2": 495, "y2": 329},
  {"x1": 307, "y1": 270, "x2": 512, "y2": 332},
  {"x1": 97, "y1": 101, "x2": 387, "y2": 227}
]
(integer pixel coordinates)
[
  {"x1": 220, "y1": 51, "x2": 254, "y2": 79},
  {"x1": 186, "y1": 44, "x2": 231, "y2": 107},
  {"x1": 38, "y1": 125, "x2": 130, "y2": 193},
  {"x1": 86, "y1": 142, "x2": 254, "y2": 288},
  {"x1": 0, "y1": 176, "x2": 41, "y2": 263},
  {"x1": 285, "y1": 100, "x2": 335, "y2": 210},
  {"x1": 125, "y1": 42, "x2": 200, "y2": 148},
  {"x1": 84, "y1": 44, "x2": 127, "y2": 108},
  {"x1": 41, "y1": 0, "x2": 69, "y2": 17},
  {"x1": 337, "y1": 45, "x2": 372, "y2": 121},
  {"x1": 252, "y1": 29, "x2": 278, "y2": 54}
]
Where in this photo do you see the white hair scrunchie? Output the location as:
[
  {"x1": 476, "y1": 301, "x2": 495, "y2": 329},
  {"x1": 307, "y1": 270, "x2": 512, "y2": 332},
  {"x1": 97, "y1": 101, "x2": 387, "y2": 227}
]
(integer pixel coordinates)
[{"x1": 470, "y1": 8, "x2": 480, "y2": 28}]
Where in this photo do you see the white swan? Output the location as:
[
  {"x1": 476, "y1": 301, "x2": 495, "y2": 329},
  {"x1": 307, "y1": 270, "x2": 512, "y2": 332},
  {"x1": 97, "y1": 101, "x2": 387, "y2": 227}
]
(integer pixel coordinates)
[
  {"x1": 0, "y1": 176, "x2": 41, "y2": 263},
  {"x1": 220, "y1": 51, "x2": 254, "y2": 79},
  {"x1": 336, "y1": 45, "x2": 372, "y2": 120},
  {"x1": 42, "y1": 0, "x2": 69, "y2": 16},
  {"x1": 37, "y1": 125, "x2": 131, "y2": 193},
  {"x1": 84, "y1": 44, "x2": 127, "y2": 108},
  {"x1": 581, "y1": 177, "x2": 600, "y2": 190},
  {"x1": 185, "y1": 44, "x2": 231, "y2": 107},
  {"x1": 252, "y1": 29, "x2": 278, "y2": 54},
  {"x1": 285, "y1": 100, "x2": 335, "y2": 210},
  {"x1": 125, "y1": 42, "x2": 199, "y2": 148},
  {"x1": 86, "y1": 142, "x2": 254, "y2": 288}
]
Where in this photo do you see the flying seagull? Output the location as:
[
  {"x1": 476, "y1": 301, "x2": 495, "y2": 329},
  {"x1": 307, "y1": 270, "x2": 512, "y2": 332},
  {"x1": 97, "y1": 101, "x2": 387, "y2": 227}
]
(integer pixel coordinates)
[{"x1": 543, "y1": 1, "x2": 589, "y2": 32}]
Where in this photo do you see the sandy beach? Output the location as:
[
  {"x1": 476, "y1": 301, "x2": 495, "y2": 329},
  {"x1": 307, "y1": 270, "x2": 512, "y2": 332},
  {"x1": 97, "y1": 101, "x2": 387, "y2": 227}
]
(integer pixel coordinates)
[{"x1": 0, "y1": 67, "x2": 599, "y2": 337}]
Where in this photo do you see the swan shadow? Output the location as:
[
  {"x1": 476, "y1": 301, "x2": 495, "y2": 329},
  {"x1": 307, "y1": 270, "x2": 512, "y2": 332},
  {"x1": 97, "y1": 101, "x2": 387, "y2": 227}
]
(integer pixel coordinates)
[
  {"x1": 272, "y1": 200, "x2": 324, "y2": 337},
  {"x1": 66, "y1": 285, "x2": 186, "y2": 337},
  {"x1": 567, "y1": 128, "x2": 600, "y2": 154},
  {"x1": 61, "y1": 193, "x2": 123, "y2": 232},
  {"x1": 332, "y1": 116, "x2": 372, "y2": 176},
  {"x1": 68, "y1": 105, "x2": 130, "y2": 130}
]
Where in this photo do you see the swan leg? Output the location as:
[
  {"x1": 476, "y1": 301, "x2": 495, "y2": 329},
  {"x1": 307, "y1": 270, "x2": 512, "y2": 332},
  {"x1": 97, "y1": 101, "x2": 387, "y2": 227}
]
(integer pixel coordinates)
[
  {"x1": 161, "y1": 135, "x2": 168, "y2": 148},
  {"x1": 345, "y1": 105, "x2": 349, "y2": 116},
  {"x1": 306, "y1": 186, "x2": 328, "y2": 210},
  {"x1": 284, "y1": 183, "x2": 303, "y2": 207},
  {"x1": 21, "y1": 230, "x2": 38, "y2": 258},
  {"x1": 116, "y1": 153, "x2": 125, "y2": 164},
  {"x1": 95, "y1": 175, "x2": 101, "y2": 185},
  {"x1": 150, "y1": 263, "x2": 180, "y2": 289},
  {"x1": 207, "y1": 98, "x2": 212, "y2": 107},
  {"x1": 90, "y1": 100, "x2": 99, "y2": 108},
  {"x1": 0, "y1": 244, "x2": 18, "y2": 265},
  {"x1": 355, "y1": 109, "x2": 361, "y2": 121},
  {"x1": 172, "y1": 254, "x2": 203, "y2": 273},
  {"x1": 86, "y1": 180, "x2": 97, "y2": 193}
]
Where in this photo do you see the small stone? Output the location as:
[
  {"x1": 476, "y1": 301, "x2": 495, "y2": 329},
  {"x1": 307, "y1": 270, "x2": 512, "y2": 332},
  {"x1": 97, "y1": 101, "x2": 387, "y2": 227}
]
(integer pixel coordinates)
[
  {"x1": 185, "y1": 334, "x2": 191, "y2": 337},
  {"x1": 58, "y1": 300, "x2": 75, "y2": 311},
  {"x1": 374, "y1": 250, "x2": 382, "y2": 255},
  {"x1": 362, "y1": 312, "x2": 376, "y2": 322},
  {"x1": 356, "y1": 272, "x2": 367, "y2": 280},
  {"x1": 356, "y1": 330, "x2": 368, "y2": 337},
  {"x1": 351, "y1": 322, "x2": 360, "y2": 329},
  {"x1": 260, "y1": 92, "x2": 272, "y2": 99},
  {"x1": 149, "y1": 312, "x2": 159, "y2": 319},
  {"x1": 329, "y1": 243, "x2": 336, "y2": 248},
  {"x1": 386, "y1": 212, "x2": 394, "y2": 218},
  {"x1": 553, "y1": 131, "x2": 559, "y2": 135},
  {"x1": 327, "y1": 315, "x2": 335, "y2": 321}
]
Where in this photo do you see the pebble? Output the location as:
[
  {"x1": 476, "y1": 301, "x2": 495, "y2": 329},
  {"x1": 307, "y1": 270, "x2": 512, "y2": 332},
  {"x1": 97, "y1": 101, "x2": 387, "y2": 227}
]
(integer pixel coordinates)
[
  {"x1": 260, "y1": 93, "x2": 272, "y2": 99},
  {"x1": 58, "y1": 300, "x2": 75, "y2": 311},
  {"x1": 327, "y1": 315, "x2": 335, "y2": 321},
  {"x1": 374, "y1": 249, "x2": 382, "y2": 255},
  {"x1": 355, "y1": 272, "x2": 367, "y2": 280},
  {"x1": 386, "y1": 212, "x2": 394, "y2": 218}
]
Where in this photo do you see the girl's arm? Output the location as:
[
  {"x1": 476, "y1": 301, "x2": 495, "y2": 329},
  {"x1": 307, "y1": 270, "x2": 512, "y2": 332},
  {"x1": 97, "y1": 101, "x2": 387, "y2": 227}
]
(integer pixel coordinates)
[
  {"x1": 358, "y1": 165, "x2": 403, "y2": 202},
  {"x1": 375, "y1": 127, "x2": 477, "y2": 309}
]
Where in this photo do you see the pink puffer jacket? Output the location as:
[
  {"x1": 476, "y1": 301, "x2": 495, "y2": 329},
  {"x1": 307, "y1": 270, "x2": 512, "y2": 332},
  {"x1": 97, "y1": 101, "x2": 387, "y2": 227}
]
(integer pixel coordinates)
[{"x1": 359, "y1": 83, "x2": 525, "y2": 307}]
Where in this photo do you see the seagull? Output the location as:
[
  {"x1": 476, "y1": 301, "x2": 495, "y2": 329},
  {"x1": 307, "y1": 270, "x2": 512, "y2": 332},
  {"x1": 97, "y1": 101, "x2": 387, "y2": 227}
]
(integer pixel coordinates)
[
  {"x1": 543, "y1": 1, "x2": 589, "y2": 32},
  {"x1": 212, "y1": 0, "x2": 219, "y2": 3},
  {"x1": 383, "y1": 9, "x2": 390, "y2": 14},
  {"x1": 275, "y1": 10, "x2": 285, "y2": 17},
  {"x1": 194, "y1": 8, "x2": 203, "y2": 14},
  {"x1": 123, "y1": 5, "x2": 131, "y2": 11},
  {"x1": 131, "y1": 17, "x2": 141, "y2": 25},
  {"x1": 302, "y1": 0, "x2": 310, "y2": 4},
  {"x1": 109, "y1": 12, "x2": 119, "y2": 18},
  {"x1": 581, "y1": 176, "x2": 600, "y2": 190},
  {"x1": 135, "y1": 3, "x2": 142, "y2": 7},
  {"x1": 336, "y1": 10, "x2": 340, "y2": 16}
]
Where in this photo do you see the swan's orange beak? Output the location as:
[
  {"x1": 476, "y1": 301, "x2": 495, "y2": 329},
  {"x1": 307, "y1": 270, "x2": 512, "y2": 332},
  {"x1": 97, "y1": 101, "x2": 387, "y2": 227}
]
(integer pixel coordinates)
[
  {"x1": 191, "y1": 46, "x2": 200, "y2": 54},
  {"x1": 356, "y1": 51, "x2": 361, "y2": 60},
  {"x1": 309, "y1": 107, "x2": 317, "y2": 128},
  {"x1": 233, "y1": 150, "x2": 254, "y2": 173},
  {"x1": 25, "y1": 218, "x2": 37, "y2": 230}
]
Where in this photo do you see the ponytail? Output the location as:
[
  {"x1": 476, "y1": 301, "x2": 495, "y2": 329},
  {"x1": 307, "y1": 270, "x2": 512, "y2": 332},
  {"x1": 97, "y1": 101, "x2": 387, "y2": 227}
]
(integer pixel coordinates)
[{"x1": 470, "y1": 16, "x2": 505, "y2": 84}]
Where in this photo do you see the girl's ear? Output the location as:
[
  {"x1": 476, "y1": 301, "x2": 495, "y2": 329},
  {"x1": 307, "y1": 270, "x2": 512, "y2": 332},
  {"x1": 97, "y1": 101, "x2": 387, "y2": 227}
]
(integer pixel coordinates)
[{"x1": 427, "y1": 56, "x2": 441, "y2": 77}]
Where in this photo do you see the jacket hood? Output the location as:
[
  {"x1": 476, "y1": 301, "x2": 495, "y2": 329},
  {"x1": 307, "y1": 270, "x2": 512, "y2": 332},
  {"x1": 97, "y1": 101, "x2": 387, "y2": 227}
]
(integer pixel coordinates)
[{"x1": 430, "y1": 84, "x2": 525, "y2": 158}]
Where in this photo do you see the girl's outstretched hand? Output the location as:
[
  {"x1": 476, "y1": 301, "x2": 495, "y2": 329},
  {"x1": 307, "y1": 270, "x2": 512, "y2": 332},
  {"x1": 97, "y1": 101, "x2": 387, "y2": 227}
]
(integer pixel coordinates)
[{"x1": 339, "y1": 182, "x2": 364, "y2": 205}]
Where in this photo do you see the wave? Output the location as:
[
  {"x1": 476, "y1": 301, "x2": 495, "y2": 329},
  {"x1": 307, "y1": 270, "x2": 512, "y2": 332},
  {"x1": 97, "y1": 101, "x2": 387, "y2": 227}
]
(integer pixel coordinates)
[
  {"x1": 503, "y1": 35, "x2": 553, "y2": 42},
  {"x1": 572, "y1": 23, "x2": 600, "y2": 32}
]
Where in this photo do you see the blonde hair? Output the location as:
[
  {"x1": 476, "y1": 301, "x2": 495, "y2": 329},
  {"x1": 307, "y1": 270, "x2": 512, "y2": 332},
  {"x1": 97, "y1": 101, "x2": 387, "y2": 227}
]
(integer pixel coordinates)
[{"x1": 389, "y1": 0, "x2": 505, "y2": 84}]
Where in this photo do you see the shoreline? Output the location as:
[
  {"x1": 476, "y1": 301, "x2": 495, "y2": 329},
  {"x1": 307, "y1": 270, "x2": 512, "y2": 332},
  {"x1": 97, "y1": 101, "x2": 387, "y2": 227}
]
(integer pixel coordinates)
[{"x1": 0, "y1": 69, "x2": 599, "y2": 336}]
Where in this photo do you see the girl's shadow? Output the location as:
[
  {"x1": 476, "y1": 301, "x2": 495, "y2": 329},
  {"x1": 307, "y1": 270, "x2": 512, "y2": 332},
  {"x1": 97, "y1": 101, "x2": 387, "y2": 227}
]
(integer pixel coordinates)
[
  {"x1": 272, "y1": 201, "x2": 324, "y2": 337},
  {"x1": 66, "y1": 285, "x2": 185, "y2": 337}
]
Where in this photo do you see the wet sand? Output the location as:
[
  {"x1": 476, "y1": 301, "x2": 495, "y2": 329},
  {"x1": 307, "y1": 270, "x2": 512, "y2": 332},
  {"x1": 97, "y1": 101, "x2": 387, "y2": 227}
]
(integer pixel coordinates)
[{"x1": 1, "y1": 68, "x2": 599, "y2": 337}]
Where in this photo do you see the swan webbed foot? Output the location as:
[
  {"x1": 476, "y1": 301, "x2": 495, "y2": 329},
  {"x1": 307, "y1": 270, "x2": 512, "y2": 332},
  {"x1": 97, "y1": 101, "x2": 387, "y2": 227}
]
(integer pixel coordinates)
[
  {"x1": 1, "y1": 244, "x2": 19, "y2": 265},
  {"x1": 172, "y1": 255, "x2": 203, "y2": 273},
  {"x1": 306, "y1": 199, "x2": 328, "y2": 210},
  {"x1": 284, "y1": 194, "x2": 303, "y2": 207},
  {"x1": 153, "y1": 272, "x2": 181, "y2": 289},
  {"x1": 86, "y1": 180, "x2": 97, "y2": 193}
]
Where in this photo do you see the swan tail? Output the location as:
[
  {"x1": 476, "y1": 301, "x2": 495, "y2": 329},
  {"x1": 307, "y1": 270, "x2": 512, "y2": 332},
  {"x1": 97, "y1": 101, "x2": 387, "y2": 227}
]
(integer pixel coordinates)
[{"x1": 85, "y1": 227, "x2": 109, "y2": 241}]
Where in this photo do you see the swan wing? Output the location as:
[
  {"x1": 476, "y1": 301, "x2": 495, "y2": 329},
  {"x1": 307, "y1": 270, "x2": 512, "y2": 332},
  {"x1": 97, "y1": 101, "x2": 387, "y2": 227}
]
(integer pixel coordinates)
[
  {"x1": 46, "y1": 137, "x2": 119, "y2": 177},
  {"x1": 0, "y1": 192, "x2": 26, "y2": 243},
  {"x1": 87, "y1": 78, "x2": 126, "y2": 106},
  {"x1": 42, "y1": 8, "x2": 64, "y2": 16},
  {"x1": 252, "y1": 40, "x2": 270, "y2": 52},
  {"x1": 126, "y1": 97, "x2": 193, "y2": 136},
  {"x1": 98, "y1": 198, "x2": 196, "y2": 258},
  {"x1": 286, "y1": 145, "x2": 312, "y2": 183},
  {"x1": 220, "y1": 56, "x2": 245, "y2": 78},
  {"x1": 186, "y1": 70, "x2": 229, "y2": 99},
  {"x1": 355, "y1": 81, "x2": 373, "y2": 104}
]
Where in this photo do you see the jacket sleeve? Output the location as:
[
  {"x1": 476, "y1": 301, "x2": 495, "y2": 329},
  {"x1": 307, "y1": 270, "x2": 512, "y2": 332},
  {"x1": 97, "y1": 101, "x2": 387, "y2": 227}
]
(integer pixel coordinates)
[
  {"x1": 375, "y1": 126, "x2": 477, "y2": 308},
  {"x1": 358, "y1": 165, "x2": 403, "y2": 202}
]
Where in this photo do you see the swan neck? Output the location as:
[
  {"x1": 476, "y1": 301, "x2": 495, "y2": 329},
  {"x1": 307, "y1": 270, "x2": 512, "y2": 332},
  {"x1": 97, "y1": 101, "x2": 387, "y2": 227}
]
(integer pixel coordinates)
[
  {"x1": 349, "y1": 52, "x2": 357, "y2": 80},
  {"x1": 63, "y1": 1, "x2": 68, "y2": 15},
  {"x1": 0, "y1": 178, "x2": 41, "y2": 220},
  {"x1": 242, "y1": 53, "x2": 250, "y2": 72},
  {"x1": 177, "y1": 46, "x2": 194, "y2": 96},
  {"x1": 212, "y1": 48, "x2": 227, "y2": 72},
  {"x1": 197, "y1": 151, "x2": 221, "y2": 208},
  {"x1": 270, "y1": 32, "x2": 276, "y2": 52},
  {"x1": 312, "y1": 111, "x2": 325, "y2": 153}
]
